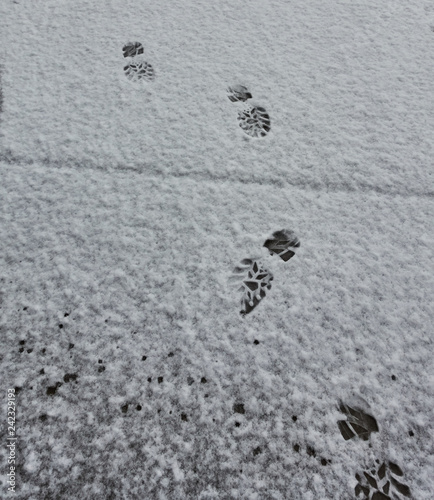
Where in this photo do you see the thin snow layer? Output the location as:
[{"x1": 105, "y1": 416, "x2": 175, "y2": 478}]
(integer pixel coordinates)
[
  {"x1": 0, "y1": 163, "x2": 433, "y2": 499},
  {"x1": 0, "y1": 0, "x2": 433, "y2": 498},
  {"x1": 1, "y1": 0, "x2": 434, "y2": 195}
]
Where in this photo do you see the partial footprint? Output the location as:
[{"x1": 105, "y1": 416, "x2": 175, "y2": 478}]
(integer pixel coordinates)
[
  {"x1": 355, "y1": 460, "x2": 412, "y2": 499},
  {"x1": 228, "y1": 259, "x2": 273, "y2": 316},
  {"x1": 227, "y1": 85, "x2": 252, "y2": 103},
  {"x1": 122, "y1": 42, "x2": 144, "y2": 58},
  {"x1": 237, "y1": 106, "x2": 271, "y2": 138},
  {"x1": 123, "y1": 58, "x2": 155, "y2": 83},
  {"x1": 264, "y1": 229, "x2": 300, "y2": 262},
  {"x1": 338, "y1": 402, "x2": 379, "y2": 441}
]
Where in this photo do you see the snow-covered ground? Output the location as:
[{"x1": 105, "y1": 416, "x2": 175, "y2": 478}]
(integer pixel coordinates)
[{"x1": 1, "y1": 0, "x2": 433, "y2": 498}]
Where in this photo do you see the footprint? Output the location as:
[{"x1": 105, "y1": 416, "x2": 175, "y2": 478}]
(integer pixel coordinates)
[
  {"x1": 264, "y1": 229, "x2": 300, "y2": 262},
  {"x1": 355, "y1": 460, "x2": 412, "y2": 499},
  {"x1": 237, "y1": 106, "x2": 271, "y2": 138},
  {"x1": 228, "y1": 259, "x2": 273, "y2": 316},
  {"x1": 123, "y1": 58, "x2": 155, "y2": 83},
  {"x1": 227, "y1": 85, "x2": 252, "y2": 103},
  {"x1": 122, "y1": 42, "x2": 144, "y2": 58},
  {"x1": 338, "y1": 401, "x2": 379, "y2": 441}
]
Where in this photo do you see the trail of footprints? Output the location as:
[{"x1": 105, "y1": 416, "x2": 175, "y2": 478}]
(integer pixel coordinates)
[
  {"x1": 10, "y1": 45, "x2": 412, "y2": 497},
  {"x1": 227, "y1": 234, "x2": 413, "y2": 497},
  {"x1": 120, "y1": 48, "x2": 269, "y2": 137}
]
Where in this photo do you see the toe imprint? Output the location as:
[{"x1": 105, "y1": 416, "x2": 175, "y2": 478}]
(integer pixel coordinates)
[
  {"x1": 238, "y1": 106, "x2": 271, "y2": 138},
  {"x1": 355, "y1": 460, "x2": 412, "y2": 499},
  {"x1": 228, "y1": 259, "x2": 273, "y2": 316},
  {"x1": 123, "y1": 58, "x2": 155, "y2": 82}
]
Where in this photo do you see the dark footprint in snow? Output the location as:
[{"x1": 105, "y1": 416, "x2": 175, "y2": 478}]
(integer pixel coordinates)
[
  {"x1": 264, "y1": 229, "x2": 300, "y2": 262},
  {"x1": 124, "y1": 59, "x2": 155, "y2": 82},
  {"x1": 238, "y1": 106, "x2": 271, "y2": 138},
  {"x1": 122, "y1": 42, "x2": 144, "y2": 58},
  {"x1": 355, "y1": 460, "x2": 412, "y2": 499},
  {"x1": 228, "y1": 259, "x2": 273, "y2": 316},
  {"x1": 338, "y1": 401, "x2": 379, "y2": 441},
  {"x1": 227, "y1": 84, "x2": 252, "y2": 103}
]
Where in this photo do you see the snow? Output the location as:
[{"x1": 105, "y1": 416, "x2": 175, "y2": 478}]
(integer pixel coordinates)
[{"x1": 0, "y1": 0, "x2": 433, "y2": 498}]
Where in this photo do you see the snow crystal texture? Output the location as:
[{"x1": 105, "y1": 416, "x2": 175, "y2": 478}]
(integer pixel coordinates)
[{"x1": 0, "y1": 0, "x2": 433, "y2": 498}]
